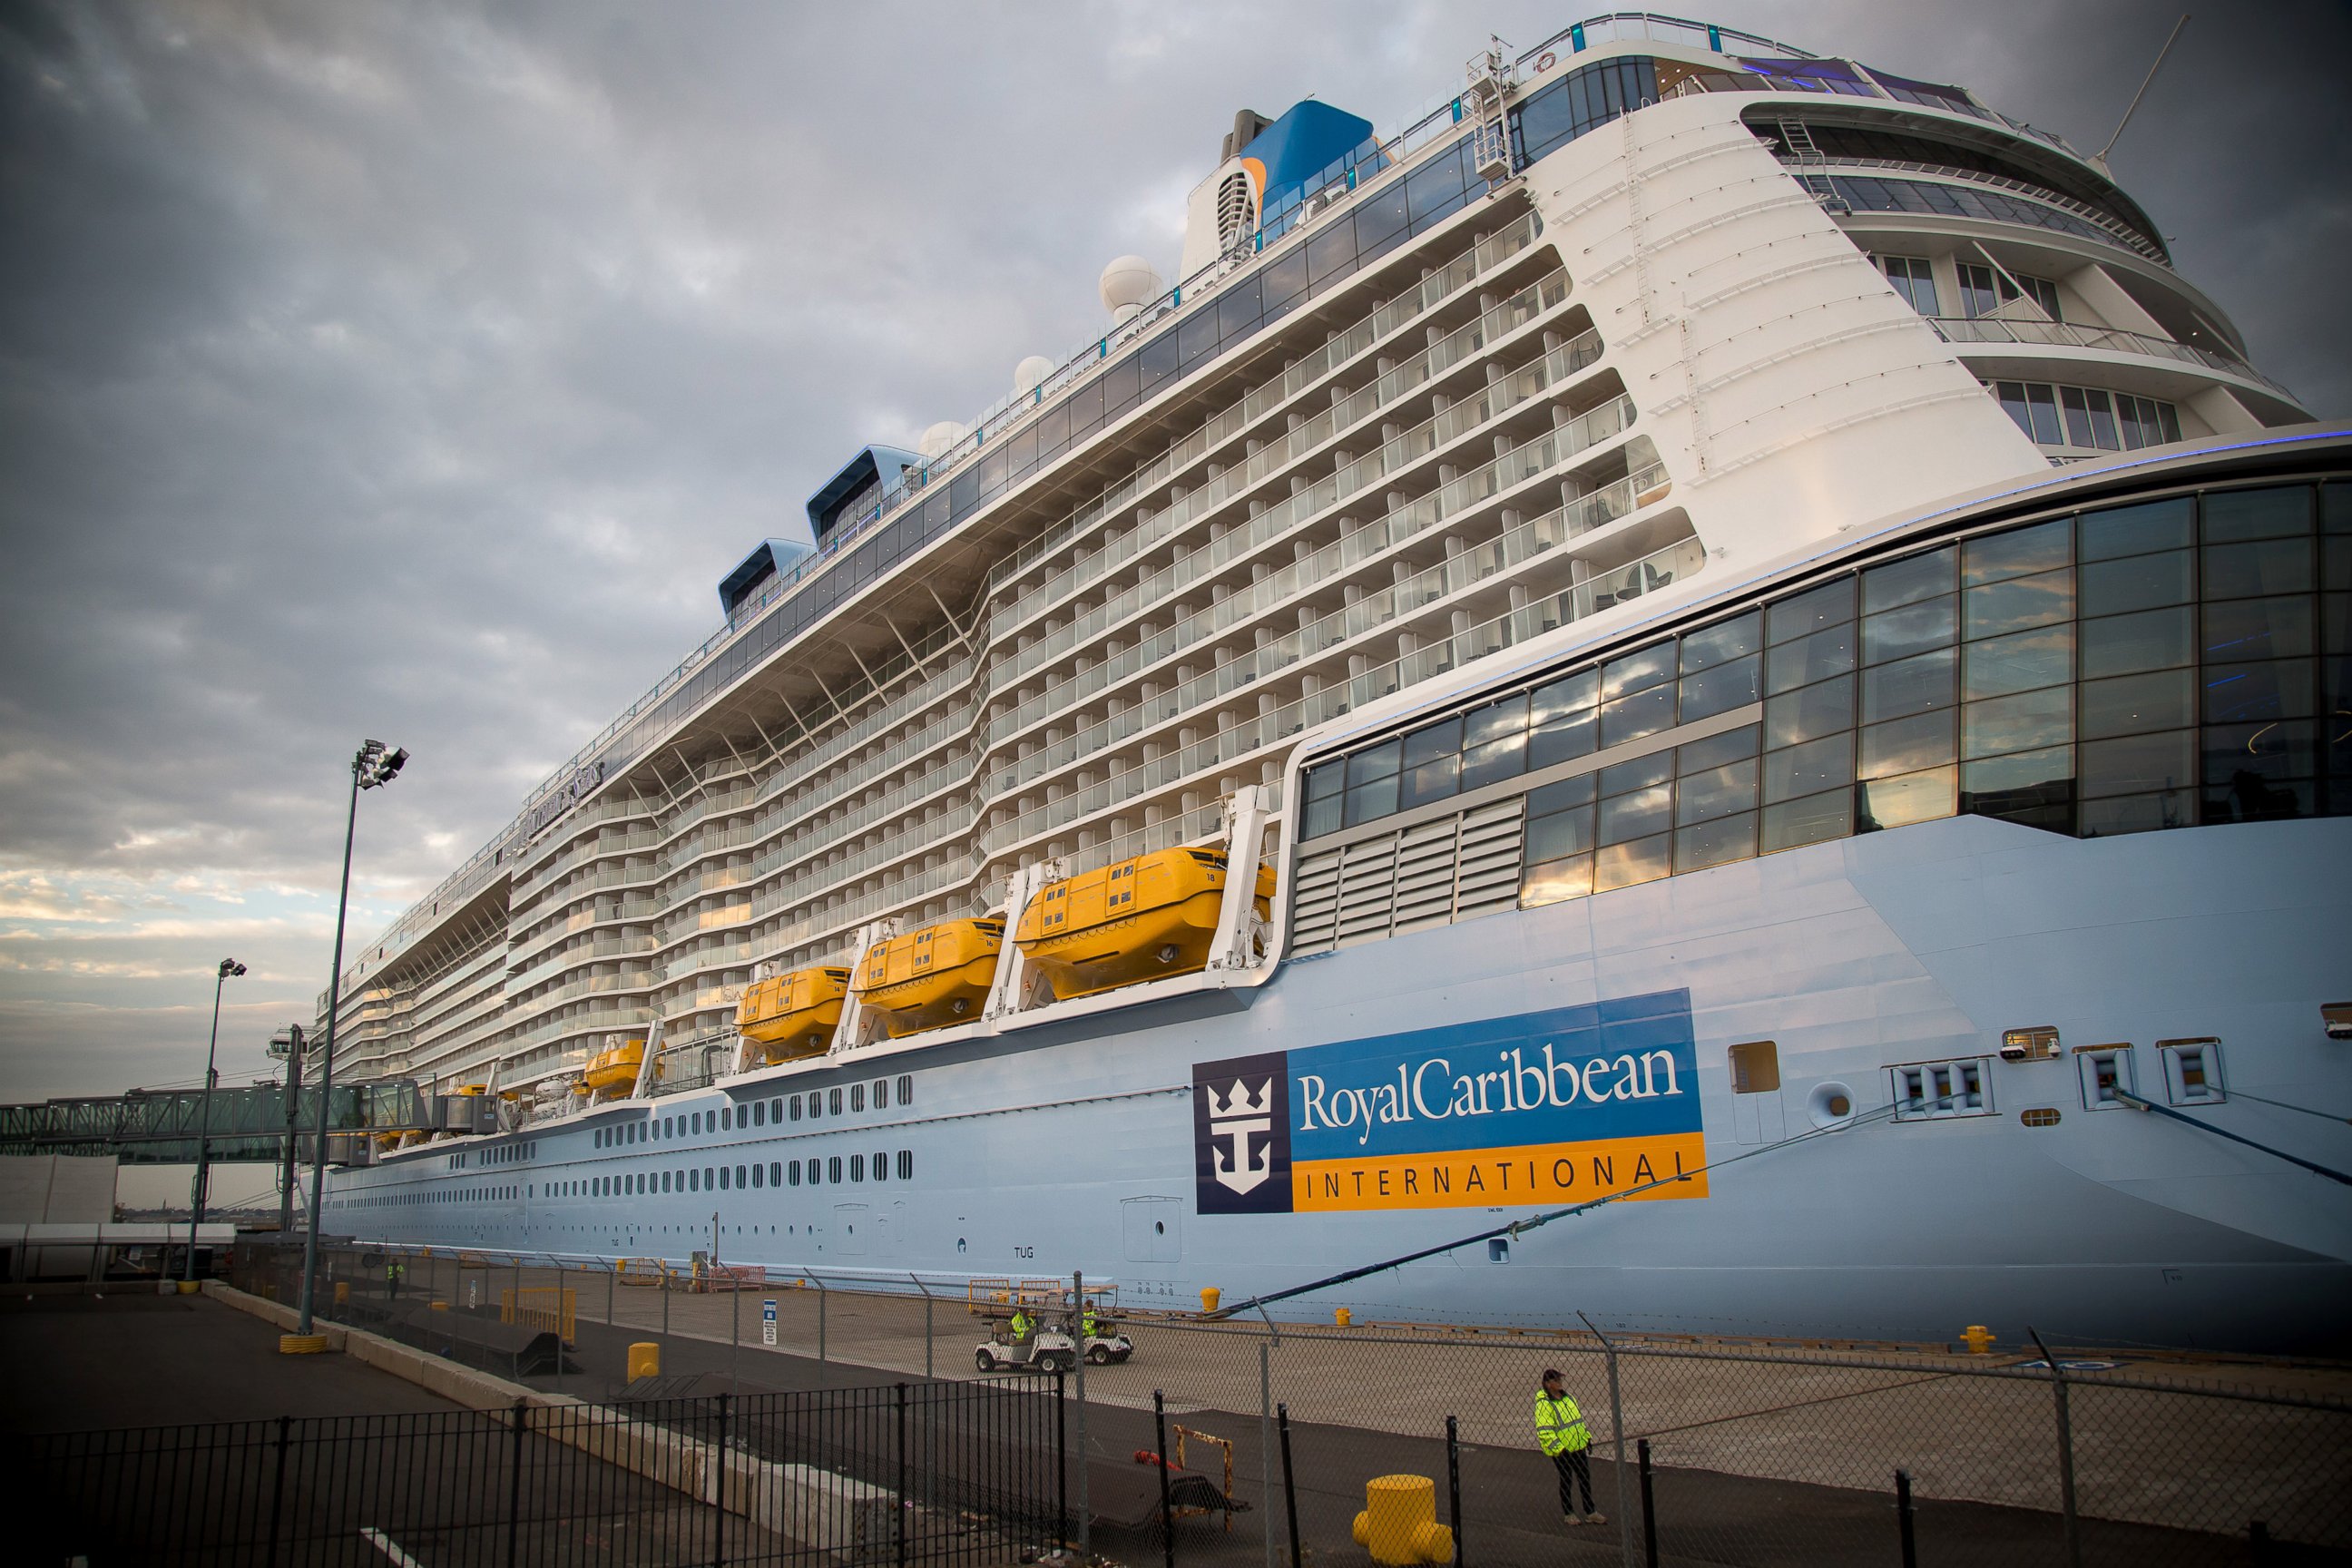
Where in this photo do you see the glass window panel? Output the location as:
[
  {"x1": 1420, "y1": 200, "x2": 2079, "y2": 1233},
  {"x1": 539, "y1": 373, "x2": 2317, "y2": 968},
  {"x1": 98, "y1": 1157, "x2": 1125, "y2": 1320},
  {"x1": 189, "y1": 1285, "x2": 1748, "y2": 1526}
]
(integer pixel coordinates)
[
  {"x1": 1527, "y1": 711, "x2": 1596, "y2": 769},
  {"x1": 1676, "y1": 759, "x2": 1759, "y2": 824},
  {"x1": 2081, "y1": 730, "x2": 2194, "y2": 799},
  {"x1": 1767, "y1": 624, "x2": 1856, "y2": 695},
  {"x1": 1763, "y1": 733, "x2": 1856, "y2": 804},
  {"x1": 1859, "y1": 711, "x2": 1956, "y2": 779},
  {"x1": 1344, "y1": 776, "x2": 1398, "y2": 826},
  {"x1": 1676, "y1": 812, "x2": 1757, "y2": 872},
  {"x1": 2081, "y1": 606, "x2": 2194, "y2": 679},
  {"x1": 1465, "y1": 692, "x2": 1529, "y2": 745},
  {"x1": 1601, "y1": 642, "x2": 1677, "y2": 698},
  {"x1": 2328, "y1": 593, "x2": 2352, "y2": 655},
  {"x1": 1761, "y1": 788, "x2": 1853, "y2": 852},
  {"x1": 1857, "y1": 765, "x2": 1957, "y2": 831},
  {"x1": 2205, "y1": 720, "x2": 2318, "y2": 808},
  {"x1": 2201, "y1": 485, "x2": 2313, "y2": 544},
  {"x1": 1996, "y1": 381, "x2": 2034, "y2": 439},
  {"x1": 1460, "y1": 733, "x2": 1527, "y2": 790},
  {"x1": 1521, "y1": 855, "x2": 1593, "y2": 908},
  {"x1": 1527, "y1": 773, "x2": 1597, "y2": 816},
  {"x1": 1400, "y1": 756, "x2": 1460, "y2": 809},
  {"x1": 1593, "y1": 834, "x2": 1672, "y2": 892},
  {"x1": 1525, "y1": 805, "x2": 1595, "y2": 862},
  {"x1": 1678, "y1": 723, "x2": 1760, "y2": 774},
  {"x1": 1402, "y1": 716, "x2": 1461, "y2": 768},
  {"x1": 1767, "y1": 579, "x2": 1856, "y2": 644},
  {"x1": 2202, "y1": 659, "x2": 2314, "y2": 725},
  {"x1": 2060, "y1": 385, "x2": 2095, "y2": 447},
  {"x1": 1346, "y1": 740, "x2": 1401, "y2": 786},
  {"x1": 1766, "y1": 674, "x2": 1855, "y2": 750},
  {"x1": 1861, "y1": 596, "x2": 1957, "y2": 665},
  {"x1": 1530, "y1": 669, "x2": 1599, "y2": 722},
  {"x1": 2327, "y1": 537, "x2": 2352, "y2": 593},
  {"x1": 2081, "y1": 791, "x2": 2194, "y2": 836},
  {"x1": 1964, "y1": 686, "x2": 2072, "y2": 759},
  {"x1": 1599, "y1": 751, "x2": 1675, "y2": 796},
  {"x1": 2083, "y1": 389, "x2": 2120, "y2": 451},
  {"x1": 2202, "y1": 596, "x2": 2315, "y2": 662},
  {"x1": 2326, "y1": 481, "x2": 2352, "y2": 534},
  {"x1": 2202, "y1": 538, "x2": 2314, "y2": 599},
  {"x1": 1863, "y1": 647, "x2": 1957, "y2": 721},
  {"x1": 1599, "y1": 684, "x2": 1676, "y2": 748},
  {"x1": 1965, "y1": 519, "x2": 2071, "y2": 586},
  {"x1": 1599, "y1": 784, "x2": 1673, "y2": 845},
  {"x1": 1962, "y1": 744, "x2": 2075, "y2": 832},
  {"x1": 2080, "y1": 670, "x2": 2194, "y2": 740},
  {"x1": 1864, "y1": 547, "x2": 1955, "y2": 612},
  {"x1": 1681, "y1": 612, "x2": 1761, "y2": 671},
  {"x1": 1679, "y1": 652, "x2": 1759, "y2": 721},
  {"x1": 1964, "y1": 567, "x2": 2074, "y2": 639},
  {"x1": 2081, "y1": 550, "x2": 2191, "y2": 618},
  {"x1": 1301, "y1": 792, "x2": 1343, "y2": 839},
  {"x1": 2026, "y1": 385, "x2": 2063, "y2": 445},
  {"x1": 1964, "y1": 624, "x2": 2073, "y2": 701}
]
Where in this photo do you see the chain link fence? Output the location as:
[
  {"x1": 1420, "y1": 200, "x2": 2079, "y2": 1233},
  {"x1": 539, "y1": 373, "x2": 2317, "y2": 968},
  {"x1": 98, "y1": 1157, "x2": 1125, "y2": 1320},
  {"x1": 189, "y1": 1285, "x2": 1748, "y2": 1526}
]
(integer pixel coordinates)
[{"x1": 229, "y1": 1240, "x2": 2352, "y2": 1565}]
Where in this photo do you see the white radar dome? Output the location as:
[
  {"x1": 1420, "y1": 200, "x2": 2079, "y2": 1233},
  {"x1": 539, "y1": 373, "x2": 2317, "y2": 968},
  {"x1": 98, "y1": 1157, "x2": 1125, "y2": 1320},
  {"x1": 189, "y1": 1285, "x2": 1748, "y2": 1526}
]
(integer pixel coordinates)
[
  {"x1": 1099, "y1": 255, "x2": 1164, "y2": 324},
  {"x1": 918, "y1": 421, "x2": 965, "y2": 459},
  {"x1": 1014, "y1": 355, "x2": 1055, "y2": 397}
]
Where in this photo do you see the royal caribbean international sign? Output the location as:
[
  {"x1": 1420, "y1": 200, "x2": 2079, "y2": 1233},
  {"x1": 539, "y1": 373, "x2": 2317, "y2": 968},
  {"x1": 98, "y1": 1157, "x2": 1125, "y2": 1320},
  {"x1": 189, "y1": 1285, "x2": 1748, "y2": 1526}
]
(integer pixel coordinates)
[{"x1": 1191, "y1": 990, "x2": 1707, "y2": 1214}]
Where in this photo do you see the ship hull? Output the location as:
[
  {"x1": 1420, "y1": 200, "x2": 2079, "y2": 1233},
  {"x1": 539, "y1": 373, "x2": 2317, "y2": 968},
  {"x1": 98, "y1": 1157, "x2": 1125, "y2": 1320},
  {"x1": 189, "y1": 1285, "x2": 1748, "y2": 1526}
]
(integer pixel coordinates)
[{"x1": 326, "y1": 810, "x2": 2352, "y2": 1354}]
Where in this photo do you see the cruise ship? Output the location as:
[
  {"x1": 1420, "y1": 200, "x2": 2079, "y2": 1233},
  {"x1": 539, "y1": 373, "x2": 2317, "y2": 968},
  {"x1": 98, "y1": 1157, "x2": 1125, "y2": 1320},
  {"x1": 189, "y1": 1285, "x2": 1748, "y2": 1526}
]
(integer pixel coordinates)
[{"x1": 313, "y1": 15, "x2": 2351, "y2": 1352}]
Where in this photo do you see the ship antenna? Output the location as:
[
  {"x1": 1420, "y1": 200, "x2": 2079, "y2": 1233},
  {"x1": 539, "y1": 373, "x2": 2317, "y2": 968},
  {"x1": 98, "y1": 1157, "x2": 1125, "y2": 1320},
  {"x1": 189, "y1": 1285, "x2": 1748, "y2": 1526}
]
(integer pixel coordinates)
[{"x1": 2092, "y1": 12, "x2": 2190, "y2": 176}]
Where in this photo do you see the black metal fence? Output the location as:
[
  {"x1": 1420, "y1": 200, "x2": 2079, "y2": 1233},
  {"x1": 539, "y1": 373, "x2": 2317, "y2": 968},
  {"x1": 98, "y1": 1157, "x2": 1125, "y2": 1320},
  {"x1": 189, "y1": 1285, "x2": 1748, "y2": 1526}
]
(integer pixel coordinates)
[{"x1": 15, "y1": 1381, "x2": 1067, "y2": 1567}]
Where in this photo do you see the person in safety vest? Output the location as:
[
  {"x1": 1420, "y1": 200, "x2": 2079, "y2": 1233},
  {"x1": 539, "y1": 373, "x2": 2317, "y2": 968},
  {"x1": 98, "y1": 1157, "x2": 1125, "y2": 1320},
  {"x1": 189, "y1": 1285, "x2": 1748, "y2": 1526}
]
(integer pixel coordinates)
[
  {"x1": 387, "y1": 1259, "x2": 405, "y2": 1299},
  {"x1": 1010, "y1": 1308, "x2": 1034, "y2": 1345},
  {"x1": 1082, "y1": 1306, "x2": 1100, "y2": 1340},
  {"x1": 1535, "y1": 1368, "x2": 1606, "y2": 1527}
]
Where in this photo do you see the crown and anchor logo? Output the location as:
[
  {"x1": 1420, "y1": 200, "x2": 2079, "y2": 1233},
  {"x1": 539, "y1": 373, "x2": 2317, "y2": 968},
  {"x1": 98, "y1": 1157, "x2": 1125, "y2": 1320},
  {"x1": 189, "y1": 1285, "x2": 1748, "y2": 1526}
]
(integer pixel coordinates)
[{"x1": 1205, "y1": 1073, "x2": 1276, "y2": 1194}]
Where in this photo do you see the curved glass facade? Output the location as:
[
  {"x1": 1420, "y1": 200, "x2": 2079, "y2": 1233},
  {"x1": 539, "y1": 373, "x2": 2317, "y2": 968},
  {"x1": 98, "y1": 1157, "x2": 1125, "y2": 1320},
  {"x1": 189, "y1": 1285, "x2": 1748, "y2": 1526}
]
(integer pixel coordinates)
[{"x1": 1298, "y1": 477, "x2": 2351, "y2": 909}]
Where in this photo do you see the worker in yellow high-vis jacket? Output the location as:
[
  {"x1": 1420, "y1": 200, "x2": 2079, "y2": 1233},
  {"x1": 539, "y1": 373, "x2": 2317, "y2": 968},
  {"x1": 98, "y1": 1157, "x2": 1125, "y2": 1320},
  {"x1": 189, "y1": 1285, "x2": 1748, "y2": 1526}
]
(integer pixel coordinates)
[{"x1": 1534, "y1": 1368, "x2": 1607, "y2": 1527}]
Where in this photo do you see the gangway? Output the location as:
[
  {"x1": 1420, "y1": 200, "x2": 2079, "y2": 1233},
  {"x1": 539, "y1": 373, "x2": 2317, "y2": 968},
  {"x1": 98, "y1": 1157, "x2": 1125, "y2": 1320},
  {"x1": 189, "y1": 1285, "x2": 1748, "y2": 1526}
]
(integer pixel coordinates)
[{"x1": 0, "y1": 1078, "x2": 485, "y2": 1164}]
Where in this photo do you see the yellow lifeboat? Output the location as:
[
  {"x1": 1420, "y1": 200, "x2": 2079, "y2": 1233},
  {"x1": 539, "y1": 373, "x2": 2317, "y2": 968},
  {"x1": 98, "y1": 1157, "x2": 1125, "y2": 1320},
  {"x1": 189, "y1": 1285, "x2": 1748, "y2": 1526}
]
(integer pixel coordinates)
[
  {"x1": 1015, "y1": 848, "x2": 1275, "y2": 1001},
  {"x1": 580, "y1": 1038, "x2": 645, "y2": 1100},
  {"x1": 853, "y1": 919, "x2": 1004, "y2": 1037},
  {"x1": 737, "y1": 966, "x2": 853, "y2": 1061}
]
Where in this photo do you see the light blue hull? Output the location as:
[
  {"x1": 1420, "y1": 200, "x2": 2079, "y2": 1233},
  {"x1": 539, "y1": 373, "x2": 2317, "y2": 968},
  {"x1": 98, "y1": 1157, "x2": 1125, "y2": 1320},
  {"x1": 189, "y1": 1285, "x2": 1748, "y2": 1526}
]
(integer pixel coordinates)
[{"x1": 328, "y1": 813, "x2": 2352, "y2": 1353}]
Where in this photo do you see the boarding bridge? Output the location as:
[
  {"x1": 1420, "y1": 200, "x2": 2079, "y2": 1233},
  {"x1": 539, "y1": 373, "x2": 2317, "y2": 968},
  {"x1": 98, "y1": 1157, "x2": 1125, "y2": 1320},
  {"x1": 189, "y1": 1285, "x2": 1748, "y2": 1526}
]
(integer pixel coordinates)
[{"x1": 0, "y1": 1079, "x2": 487, "y2": 1164}]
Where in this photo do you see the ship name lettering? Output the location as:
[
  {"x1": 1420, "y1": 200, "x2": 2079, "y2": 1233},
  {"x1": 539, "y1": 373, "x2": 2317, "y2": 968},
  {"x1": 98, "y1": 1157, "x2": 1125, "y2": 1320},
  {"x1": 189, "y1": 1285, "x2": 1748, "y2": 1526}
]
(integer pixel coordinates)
[{"x1": 1299, "y1": 1045, "x2": 1683, "y2": 1145}]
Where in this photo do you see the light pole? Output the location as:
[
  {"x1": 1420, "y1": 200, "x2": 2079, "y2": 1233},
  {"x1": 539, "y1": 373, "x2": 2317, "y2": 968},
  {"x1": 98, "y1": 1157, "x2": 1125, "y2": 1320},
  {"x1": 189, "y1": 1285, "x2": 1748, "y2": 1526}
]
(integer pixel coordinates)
[
  {"x1": 269, "y1": 1024, "x2": 306, "y2": 1237},
  {"x1": 184, "y1": 956, "x2": 246, "y2": 1284},
  {"x1": 292, "y1": 739, "x2": 406, "y2": 1346}
]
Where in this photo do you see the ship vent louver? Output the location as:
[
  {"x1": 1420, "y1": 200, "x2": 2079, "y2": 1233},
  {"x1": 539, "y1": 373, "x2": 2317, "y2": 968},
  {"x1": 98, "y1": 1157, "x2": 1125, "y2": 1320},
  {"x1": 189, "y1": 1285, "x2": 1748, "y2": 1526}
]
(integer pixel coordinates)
[
  {"x1": 1288, "y1": 799, "x2": 1527, "y2": 956},
  {"x1": 1216, "y1": 171, "x2": 1259, "y2": 254}
]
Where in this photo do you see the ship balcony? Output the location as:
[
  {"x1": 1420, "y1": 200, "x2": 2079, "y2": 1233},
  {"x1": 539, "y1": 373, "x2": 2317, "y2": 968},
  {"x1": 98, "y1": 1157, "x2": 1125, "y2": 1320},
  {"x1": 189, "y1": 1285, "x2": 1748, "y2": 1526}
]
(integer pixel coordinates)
[
  {"x1": 983, "y1": 326, "x2": 1607, "y2": 752},
  {"x1": 505, "y1": 932, "x2": 655, "y2": 995},
  {"x1": 982, "y1": 267, "x2": 1578, "y2": 671},
  {"x1": 505, "y1": 896, "x2": 659, "y2": 974},
  {"x1": 1925, "y1": 316, "x2": 2306, "y2": 421}
]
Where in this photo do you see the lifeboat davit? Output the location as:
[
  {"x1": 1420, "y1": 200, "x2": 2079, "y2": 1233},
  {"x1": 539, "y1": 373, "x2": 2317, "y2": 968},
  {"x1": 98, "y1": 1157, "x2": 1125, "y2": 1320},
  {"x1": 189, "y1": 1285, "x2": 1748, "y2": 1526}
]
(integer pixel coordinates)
[
  {"x1": 737, "y1": 966, "x2": 853, "y2": 1061},
  {"x1": 580, "y1": 1037, "x2": 645, "y2": 1100},
  {"x1": 1014, "y1": 848, "x2": 1273, "y2": 1001},
  {"x1": 853, "y1": 919, "x2": 1004, "y2": 1037}
]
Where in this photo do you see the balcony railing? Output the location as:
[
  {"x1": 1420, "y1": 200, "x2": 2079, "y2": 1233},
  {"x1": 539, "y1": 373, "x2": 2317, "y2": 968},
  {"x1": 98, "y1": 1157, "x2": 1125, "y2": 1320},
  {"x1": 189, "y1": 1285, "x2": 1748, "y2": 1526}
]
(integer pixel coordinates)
[{"x1": 1924, "y1": 315, "x2": 2296, "y2": 401}]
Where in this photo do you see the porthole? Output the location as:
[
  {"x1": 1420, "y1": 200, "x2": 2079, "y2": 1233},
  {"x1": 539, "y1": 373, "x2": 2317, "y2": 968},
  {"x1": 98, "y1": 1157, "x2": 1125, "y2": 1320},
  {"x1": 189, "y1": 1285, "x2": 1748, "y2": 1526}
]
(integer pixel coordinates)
[{"x1": 1806, "y1": 1080, "x2": 1856, "y2": 1129}]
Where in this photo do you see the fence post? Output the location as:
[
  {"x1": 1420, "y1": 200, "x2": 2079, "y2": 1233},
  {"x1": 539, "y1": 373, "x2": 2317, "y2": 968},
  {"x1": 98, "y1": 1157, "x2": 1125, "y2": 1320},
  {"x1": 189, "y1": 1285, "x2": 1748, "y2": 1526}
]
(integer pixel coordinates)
[
  {"x1": 1446, "y1": 1415, "x2": 1464, "y2": 1568},
  {"x1": 607, "y1": 1259, "x2": 616, "y2": 1328},
  {"x1": 2029, "y1": 1329, "x2": 2082, "y2": 1568},
  {"x1": 2250, "y1": 1520, "x2": 2272, "y2": 1563},
  {"x1": 926, "y1": 1292, "x2": 935, "y2": 1379},
  {"x1": 1277, "y1": 1402, "x2": 1301, "y2": 1568},
  {"x1": 507, "y1": 1399, "x2": 525, "y2": 1568},
  {"x1": 896, "y1": 1382, "x2": 910, "y2": 1568},
  {"x1": 1262, "y1": 1342, "x2": 1278, "y2": 1568},
  {"x1": 663, "y1": 1263, "x2": 671, "y2": 1338},
  {"x1": 730, "y1": 1277, "x2": 740, "y2": 1394},
  {"x1": 1155, "y1": 1387, "x2": 1176, "y2": 1568},
  {"x1": 1580, "y1": 1312, "x2": 1632, "y2": 1568},
  {"x1": 1073, "y1": 1269, "x2": 1090, "y2": 1565},
  {"x1": 1637, "y1": 1438, "x2": 1656, "y2": 1568},
  {"x1": 1896, "y1": 1469, "x2": 1916, "y2": 1568},
  {"x1": 1055, "y1": 1368, "x2": 1069, "y2": 1553},
  {"x1": 818, "y1": 1276, "x2": 828, "y2": 1362},
  {"x1": 265, "y1": 1413, "x2": 290, "y2": 1568},
  {"x1": 716, "y1": 1391, "x2": 730, "y2": 1568}
]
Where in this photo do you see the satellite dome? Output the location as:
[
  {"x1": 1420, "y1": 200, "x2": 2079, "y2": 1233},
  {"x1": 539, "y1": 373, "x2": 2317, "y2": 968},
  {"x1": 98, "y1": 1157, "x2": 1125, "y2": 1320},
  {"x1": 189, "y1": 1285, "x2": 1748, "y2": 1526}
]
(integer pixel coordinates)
[
  {"x1": 1099, "y1": 255, "x2": 1164, "y2": 324},
  {"x1": 918, "y1": 421, "x2": 965, "y2": 460},
  {"x1": 1014, "y1": 356, "x2": 1055, "y2": 397}
]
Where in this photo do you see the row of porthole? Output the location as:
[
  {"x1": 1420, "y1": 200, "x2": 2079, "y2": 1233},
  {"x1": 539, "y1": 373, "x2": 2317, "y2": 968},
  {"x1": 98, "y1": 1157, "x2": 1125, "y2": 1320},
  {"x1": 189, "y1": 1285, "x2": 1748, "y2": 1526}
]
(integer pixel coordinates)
[
  {"x1": 592, "y1": 1075, "x2": 916, "y2": 1151},
  {"x1": 565, "y1": 1150, "x2": 916, "y2": 1199}
]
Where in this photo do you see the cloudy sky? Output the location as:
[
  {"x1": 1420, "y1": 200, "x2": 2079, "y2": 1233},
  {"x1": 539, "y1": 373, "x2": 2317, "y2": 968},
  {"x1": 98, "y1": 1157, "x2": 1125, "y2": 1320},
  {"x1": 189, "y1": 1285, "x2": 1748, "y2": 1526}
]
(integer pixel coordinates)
[{"x1": 3, "y1": 0, "x2": 2347, "y2": 1150}]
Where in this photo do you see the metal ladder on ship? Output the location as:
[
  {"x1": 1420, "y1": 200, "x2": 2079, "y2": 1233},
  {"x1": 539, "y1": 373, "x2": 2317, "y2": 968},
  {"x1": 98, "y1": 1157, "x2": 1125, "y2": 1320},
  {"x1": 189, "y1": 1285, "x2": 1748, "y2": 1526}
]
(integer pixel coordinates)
[{"x1": 1465, "y1": 36, "x2": 1517, "y2": 183}]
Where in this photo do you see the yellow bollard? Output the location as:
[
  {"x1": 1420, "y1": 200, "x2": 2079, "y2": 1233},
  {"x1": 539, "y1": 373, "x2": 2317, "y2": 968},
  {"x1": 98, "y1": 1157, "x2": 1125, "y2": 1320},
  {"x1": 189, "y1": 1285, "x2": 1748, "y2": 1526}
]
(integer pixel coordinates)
[
  {"x1": 429, "y1": 1300, "x2": 448, "y2": 1312},
  {"x1": 1961, "y1": 1324, "x2": 1996, "y2": 1355},
  {"x1": 278, "y1": 1333, "x2": 329, "y2": 1356},
  {"x1": 176, "y1": 1279, "x2": 201, "y2": 1296},
  {"x1": 1200, "y1": 1286, "x2": 1221, "y2": 1313},
  {"x1": 1335, "y1": 1307, "x2": 1353, "y2": 1328},
  {"x1": 1352, "y1": 1475, "x2": 1454, "y2": 1566},
  {"x1": 334, "y1": 1280, "x2": 349, "y2": 1306},
  {"x1": 628, "y1": 1341, "x2": 662, "y2": 1381}
]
